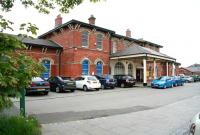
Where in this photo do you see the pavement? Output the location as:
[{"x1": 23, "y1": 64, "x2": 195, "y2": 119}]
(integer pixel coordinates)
[{"x1": 13, "y1": 82, "x2": 200, "y2": 135}]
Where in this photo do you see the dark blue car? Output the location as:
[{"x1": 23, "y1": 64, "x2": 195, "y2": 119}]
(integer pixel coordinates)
[
  {"x1": 151, "y1": 76, "x2": 173, "y2": 89},
  {"x1": 94, "y1": 75, "x2": 116, "y2": 89},
  {"x1": 170, "y1": 76, "x2": 184, "y2": 87}
]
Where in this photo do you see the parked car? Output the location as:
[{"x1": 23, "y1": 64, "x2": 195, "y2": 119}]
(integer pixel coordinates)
[
  {"x1": 191, "y1": 75, "x2": 200, "y2": 82},
  {"x1": 170, "y1": 76, "x2": 184, "y2": 87},
  {"x1": 189, "y1": 112, "x2": 200, "y2": 135},
  {"x1": 113, "y1": 75, "x2": 136, "y2": 88},
  {"x1": 94, "y1": 75, "x2": 116, "y2": 89},
  {"x1": 48, "y1": 76, "x2": 76, "y2": 93},
  {"x1": 75, "y1": 75, "x2": 101, "y2": 91},
  {"x1": 181, "y1": 76, "x2": 194, "y2": 83},
  {"x1": 151, "y1": 76, "x2": 173, "y2": 89},
  {"x1": 26, "y1": 77, "x2": 49, "y2": 95}
]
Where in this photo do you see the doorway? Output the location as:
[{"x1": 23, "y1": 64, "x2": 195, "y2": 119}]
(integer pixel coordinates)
[{"x1": 136, "y1": 69, "x2": 143, "y2": 82}]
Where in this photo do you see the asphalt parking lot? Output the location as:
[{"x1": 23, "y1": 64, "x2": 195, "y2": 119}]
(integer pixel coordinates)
[{"x1": 13, "y1": 82, "x2": 200, "y2": 135}]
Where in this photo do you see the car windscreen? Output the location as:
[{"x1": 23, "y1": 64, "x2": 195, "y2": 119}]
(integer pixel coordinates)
[
  {"x1": 103, "y1": 75, "x2": 114, "y2": 79},
  {"x1": 88, "y1": 76, "x2": 97, "y2": 81},
  {"x1": 157, "y1": 77, "x2": 167, "y2": 81},
  {"x1": 32, "y1": 77, "x2": 44, "y2": 82},
  {"x1": 122, "y1": 76, "x2": 133, "y2": 79}
]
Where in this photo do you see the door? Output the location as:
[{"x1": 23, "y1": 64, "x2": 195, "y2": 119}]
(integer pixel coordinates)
[{"x1": 136, "y1": 69, "x2": 143, "y2": 82}]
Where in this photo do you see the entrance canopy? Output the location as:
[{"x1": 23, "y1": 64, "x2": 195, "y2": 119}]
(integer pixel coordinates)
[{"x1": 110, "y1": 44, "x2": 176, "y2": 62}]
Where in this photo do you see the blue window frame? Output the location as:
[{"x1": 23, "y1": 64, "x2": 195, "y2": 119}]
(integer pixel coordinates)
[
  {"x1": 41, "y1": 60, "x2": 51, "y2": 79},
  {"x1": 96, "y1": 34, "x2": 103, "y2": 50},
  {"x1": 82, "y1": 60, "x2": 89, "y2": 75},
  {"x1": 96, "y1": 61, "x2": 103, "y2": 76},
  {"x1": 81, "y1": 31, "x2": 89, "y2": 47}
]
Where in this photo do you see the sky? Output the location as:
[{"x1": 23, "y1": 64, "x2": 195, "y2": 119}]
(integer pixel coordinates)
[{"x1": 2, "y1": 0, "x2": 200, "y2": 67}]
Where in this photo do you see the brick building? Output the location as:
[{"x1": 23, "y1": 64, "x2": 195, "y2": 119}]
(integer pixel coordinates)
[
  {"x1": 179, "y1": 64, "x2": 200, "y2": 76},
  {"x1": 18, "y1": 15, "x2": 180, "y2": 85}
]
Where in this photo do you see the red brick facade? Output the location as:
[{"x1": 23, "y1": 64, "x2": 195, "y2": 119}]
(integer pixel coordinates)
[{"x1": 20, "y1": 15, "x2": 179, "y2": 81}]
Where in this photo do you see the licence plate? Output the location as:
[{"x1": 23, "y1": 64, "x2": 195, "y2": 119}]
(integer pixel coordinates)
[
  {"x1": 93, "y1": 82, "x2": 97, "y2": 83},
  {"x1": 67, "y1": 83, "x2": 74, "y2": 85},
  {"x1": 37, "y1": 88, "x2": 45, "y2": 91}
]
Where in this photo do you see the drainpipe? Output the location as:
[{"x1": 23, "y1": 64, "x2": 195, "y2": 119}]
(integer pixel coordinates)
[{"x1": 59, "y1": 49, "x2": 62, "y2": 76}]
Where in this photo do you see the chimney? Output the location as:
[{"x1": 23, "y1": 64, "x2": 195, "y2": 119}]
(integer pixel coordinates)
[
  {"x1": 126, "y1": 29, "x2": 131, "y2": 37},
  {"x1": 88, "y1": 15, "x2": 96, "y2": 25},
  {"x1": 55, "y1": 14, "x2": 62, "y2": 27}
]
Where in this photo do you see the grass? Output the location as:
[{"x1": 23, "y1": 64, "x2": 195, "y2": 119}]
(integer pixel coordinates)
[{"x1": 0, "y1": 115, "x2": 41, "y2": 135}]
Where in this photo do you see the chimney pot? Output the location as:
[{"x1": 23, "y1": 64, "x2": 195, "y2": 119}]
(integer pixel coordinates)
[
  {"x1": 126, "y1": 29, "x2": 131, "y2": 37},
  {"x1": 55, "y1": 14, "x2": 62, "y2": 27},
  {"x1": 88, "y1": 15, "x2": 96, "y2": 25}
]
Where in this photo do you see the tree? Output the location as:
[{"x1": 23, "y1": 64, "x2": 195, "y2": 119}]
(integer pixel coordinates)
[{"x1": 0, "y1": 0, "x2": 102, "y2": 111}]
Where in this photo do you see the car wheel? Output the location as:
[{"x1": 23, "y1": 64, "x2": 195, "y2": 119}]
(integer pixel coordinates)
[
  {"x1": 163, "y1": 85, "x2": 166, "y2": 89},
  {"x1": 96, "y1": 88, "x2": 100, "y2": 91},
  {"x1": 83, "y1": 85, "x2": 88, "y2": 91},
  {"x1": 121, "y1": 83, "x2": 125, "y2": 88},
  {"x1": 71, "y1": 89, "x2": 75, "y2": 92},
  {"x1": 101, "y1": 84, "x2": 105, "y2": 90},
  {"x1": 55, "y1": 87, "x2": 60, "y2": 93}
]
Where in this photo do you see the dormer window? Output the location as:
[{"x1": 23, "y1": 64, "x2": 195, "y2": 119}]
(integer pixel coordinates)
[
  {"x1": 96, "y1": 34, "x2": 103, "y2": 50},
  {"x1": 81, "y1": 30, "x2": 89, "y2": 47}
]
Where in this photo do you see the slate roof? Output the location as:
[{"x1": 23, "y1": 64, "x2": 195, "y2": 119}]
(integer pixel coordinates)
[
  {"x1": 186, "y1": 64, "x2": 200, "y2": 73},
  {"x1": 110, "y1": 44, "x2": 175, "y2": 60},
  {"x1": 20, "y1": 37, "x2": 62, "y2": 49},
  {"x1": 8, "y1": 34, "x2": 63, "y2": 49},
  {"x1": 38, "y1": 19, "x2": 115, "y2": 39},
  {"x1": 38, "y1": 19, "x2": 162, "y2": 48}
]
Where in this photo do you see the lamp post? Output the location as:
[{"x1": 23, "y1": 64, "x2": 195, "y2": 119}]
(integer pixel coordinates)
[
  {"x1": 20, "y1": 87, "x2": 25, "y2": 116},
  {"x1": 19, "y1": 64, "x2": 25, "y2": 117}
]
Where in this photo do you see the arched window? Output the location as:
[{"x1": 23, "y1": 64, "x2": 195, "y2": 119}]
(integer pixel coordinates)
[
  {"x1": 128, "y1": 63, "x2": 133, "y2": 76},
  {"x1": 81, "y1": 30, "x2": 89, "y2": 47},
  {"x1": 96, "y1": 61, "x2": 103, "y2": 75},
  {"x1": 82, "y1": 59, "x2": 89, "y2": 75},
  {"x1": 96, "y1": 34, "x2": 103, "y2": 50},
  {"x1": 41, "y1": 59, "x2": 51, "y2": 79},
  {"x1": 112, "y1": 40, "x2": 117, "y2": 53},
  {"x1": 114, "y1": 62, "x2": 125, "y2": 75}
]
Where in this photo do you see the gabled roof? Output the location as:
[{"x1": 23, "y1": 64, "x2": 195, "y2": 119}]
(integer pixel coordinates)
[
  {"x1": 38, "y1": 19, "x2": 163, "y2": 48},
  {"x1": 38, "y1": 19, "x2": 115, "y2": 39},
  {"x1": 110, "y1": 44, "x2": 175, "y2": 61}
]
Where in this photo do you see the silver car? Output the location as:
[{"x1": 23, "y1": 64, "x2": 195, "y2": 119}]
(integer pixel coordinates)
[{"x1": 189, "y1": 112, "x2": 200, "y2": 135}]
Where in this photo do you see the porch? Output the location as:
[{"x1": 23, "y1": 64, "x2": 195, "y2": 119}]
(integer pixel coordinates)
[{"x1": 110, "y1": 45, "x2": 177, "y2": 86}]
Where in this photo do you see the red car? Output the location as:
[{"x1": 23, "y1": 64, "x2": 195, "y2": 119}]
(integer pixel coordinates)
[{"x1": 26, "y1": 77, "x2": 50, "y2": 95}]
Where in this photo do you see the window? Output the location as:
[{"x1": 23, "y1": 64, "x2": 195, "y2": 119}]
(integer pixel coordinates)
[
  {"x1": 81, "y1": 31, "x2": 89, "y2": 47},
  {"x1": 128, "y1": 63, "x2": 133, "y2": 76},
  {"x1": 124, "y1": 40, "x2": 129, "y2": 48},
  {"x1": 96, "y1": 34, "x2": 103, "y2": 50},
  {"x1": 112, "y1": 40, "x2": 117, "y2": 53},
  {"x1": 96, "y1": 61, "x2": 103, "y2": 76},
  {"x1": 82, "y1": 60, "x2": 89, "y2": 75},
  {"x1": 41, "y1": 59, "x2": 51, "y2": 79},
  {"x1": 114, "y1": 62, "x2": 125, "y2": 75}
]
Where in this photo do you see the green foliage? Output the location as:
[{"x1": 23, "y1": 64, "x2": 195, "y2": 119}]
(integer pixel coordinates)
[
  {"x1": 0, "y1": 0, "x2": 101, "y2": 111},
  {"x1": 0, "y1": 115, "x2": 41, "y2": 135},
  {"x1": 1, "y1": 0, "x2": 101, "y2": 13},
  {"x1": 0, "y1": 33, "x2": 45, "y2": 111}
]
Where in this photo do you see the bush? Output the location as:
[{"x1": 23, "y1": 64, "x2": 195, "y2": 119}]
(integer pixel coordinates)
[{"x1": 0, "y1": 115, "x2": 41, "y2": 135}]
